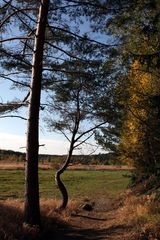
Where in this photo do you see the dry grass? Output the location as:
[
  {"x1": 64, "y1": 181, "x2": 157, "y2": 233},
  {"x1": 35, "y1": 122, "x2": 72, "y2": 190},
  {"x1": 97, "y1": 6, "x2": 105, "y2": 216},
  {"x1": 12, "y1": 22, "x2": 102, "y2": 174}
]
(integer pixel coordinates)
[
  {"x1": 1, "y1": 194, "x2": 160, "y2": 240},
  {"x1": 0, "y1": 199, "x2": 24, "y2": 240},
  {"x1": 68, "y1": 164, "x2": 134, "y2": 171},
  {"x1": 0, "y1": 199, "x2": 79, "y2": 240},
  {"x1": 0, "y1": 161, "x2": 134, "y2": 170},
  {"x1": 0, "y1": 162, "x2": 52, "y2": 170},
  {"x1": 115, "y1": 191, "x2": 160, "y2": 239},
  {"x1": 40, "y1": 198, "x2": 80, "y2": 222}
]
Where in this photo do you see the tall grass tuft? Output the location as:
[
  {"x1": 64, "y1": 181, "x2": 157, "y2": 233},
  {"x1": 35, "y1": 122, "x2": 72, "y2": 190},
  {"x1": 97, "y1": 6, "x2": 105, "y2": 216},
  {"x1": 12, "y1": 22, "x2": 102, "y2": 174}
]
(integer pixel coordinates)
[
  {"x1": 117, "y1": 192, "x2": 160, "y2": 239},
  {"x1": 0, "y1": 200, "x2": 24, "y2": 239},
  {"x1": 0, "y1": 199, "x2": 79, "y2": 240}
]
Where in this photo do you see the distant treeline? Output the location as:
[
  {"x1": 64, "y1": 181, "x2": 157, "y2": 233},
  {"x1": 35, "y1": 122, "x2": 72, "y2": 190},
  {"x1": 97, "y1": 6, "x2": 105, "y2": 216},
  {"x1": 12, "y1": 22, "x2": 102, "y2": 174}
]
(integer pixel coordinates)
[{"x1": 0, "y1": 149, "x2": 118, "y2": 165}]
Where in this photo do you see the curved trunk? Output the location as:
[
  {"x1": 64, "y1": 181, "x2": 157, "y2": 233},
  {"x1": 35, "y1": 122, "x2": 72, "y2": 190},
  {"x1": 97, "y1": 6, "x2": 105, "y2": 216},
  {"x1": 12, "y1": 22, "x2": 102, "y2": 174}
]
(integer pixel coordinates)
[
  {"x1": 55, "y1": 149, "x2": 73, "y2": 210},
  {"x1": 55, "y1": 91, "x2": 80, "y2": 210}
]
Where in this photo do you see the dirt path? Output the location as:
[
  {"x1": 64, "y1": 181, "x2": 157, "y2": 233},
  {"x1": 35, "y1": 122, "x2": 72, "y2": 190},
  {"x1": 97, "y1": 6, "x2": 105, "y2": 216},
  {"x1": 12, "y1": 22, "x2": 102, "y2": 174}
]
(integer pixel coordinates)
[
  {"x1": 50, "y1": 198, "x2": 135, "y2": 240},
  {"x1": 0, "y1": 196, "x2": 137, "y2": 240}
]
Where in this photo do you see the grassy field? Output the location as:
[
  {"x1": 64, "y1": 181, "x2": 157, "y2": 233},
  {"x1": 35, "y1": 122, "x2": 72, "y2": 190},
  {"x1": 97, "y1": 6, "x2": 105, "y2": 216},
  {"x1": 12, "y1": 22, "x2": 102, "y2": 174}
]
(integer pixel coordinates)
[
  {"x1": 1, "y1": 169, "x2": 160, "y2": 240},
  {"x1": 0, "y1": 169, "x2": 130, "y2": 200}
]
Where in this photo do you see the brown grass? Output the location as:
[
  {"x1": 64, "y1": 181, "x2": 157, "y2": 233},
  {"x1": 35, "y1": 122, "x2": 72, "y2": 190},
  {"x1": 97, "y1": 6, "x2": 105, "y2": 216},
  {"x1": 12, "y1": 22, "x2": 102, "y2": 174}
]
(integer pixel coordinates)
[
  {"x1": 1, "y1": 194, "x2": 160, "y2": 240},
  {"x1": 115, "y1": 191, "x2": 160, "y2": 239},
  {"x1": 0, "y1": 161, "x2": 134, "y2": 170},
  {"x1": 0, "y1": 199, "x2": 24, "y2": 240},
  {"x1": 0, "y1": 162, "x2": 52, "y2": 170},
  {"x1": 0, "y1": 199, "x2": 79, "y2": 240}
]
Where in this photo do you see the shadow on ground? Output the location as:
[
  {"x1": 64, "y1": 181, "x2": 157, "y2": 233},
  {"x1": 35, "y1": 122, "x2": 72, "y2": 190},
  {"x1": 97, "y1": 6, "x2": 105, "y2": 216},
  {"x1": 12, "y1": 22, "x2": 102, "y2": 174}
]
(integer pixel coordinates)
[
  {"x1": 0, "y1": 201, "x2": 24, "y2": 240},
  {"x1": 41, "y1": 213, "x2": 130, "y2": 240},
  {"x1": 42, "y1": 223, "x2": 130, "y2": 240},
  {"x1": 0, "y1": 202, "x2": 130, "y2": 240}
]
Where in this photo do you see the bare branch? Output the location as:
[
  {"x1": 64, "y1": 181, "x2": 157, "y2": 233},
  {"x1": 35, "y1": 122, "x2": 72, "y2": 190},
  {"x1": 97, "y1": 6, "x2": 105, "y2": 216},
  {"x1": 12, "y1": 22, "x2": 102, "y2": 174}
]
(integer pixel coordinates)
[
  {"x1": 64, "y1": 0, "x2": 133, "y2": 11},
  {"x1": 59, "y1": 129, "x2": 71, "y2": 142},
  {"x1": 20, "y1": 144, "x2": 45, "y2": 149},
  {"x1": 0, "y1": 115, "x2": 27, "y2": 120},
  {"x1": 43, "y1": 67, "x2": 94, "y2": 78},
  {"x1": 0, "y1": 48, "x2": 32, "y2": 68},
  {"x1": 88, "y1": 146, "x2": 99, "y2": 155},
  {"x1": 48, "y1": 25, "x2": 117, "y2": 48},
  {"x1": 75, "y1": 121, "x2": 108, "y2": 142},
  {"x1": 127, "y1": 105, "x2": 149, "y2": 127},
  {"x1": 45, "y1": 41, "x2": 87, "y2": 61},
  {"x1": 0, "y1": 0, "x2": 12, "y2": 10},
  {"x1": 64, "y1": 0, "x2": 108, "y2": 9},
  {"x1": 74, "y1": 132, "x2": 94, "y2": 148},
  {"x1": 0, "y1": 71, "x2": 30, "y2": 76},
  {"x1": 0, "y1": 37, "x2": 33, "y2": 43},
  {"x1": 0, "y1": 74, "x2": 30, "y2": 88},
  {"x1": 22, "y1": 92, "x2": 30, "y2": 103},
  {"x1": 0, "y1": 5, "x2": 37, "y2": 28}
]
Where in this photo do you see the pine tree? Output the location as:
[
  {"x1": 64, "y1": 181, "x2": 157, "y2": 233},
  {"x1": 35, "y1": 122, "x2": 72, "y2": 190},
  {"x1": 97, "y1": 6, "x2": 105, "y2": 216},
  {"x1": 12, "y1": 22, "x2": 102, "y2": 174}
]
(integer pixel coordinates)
[
  {"x1": 0, "y1": 0, "x2": 113, "y2": 226},
  {"x1": 45, "y1": 38, "x2": 108, "y2": 209}
]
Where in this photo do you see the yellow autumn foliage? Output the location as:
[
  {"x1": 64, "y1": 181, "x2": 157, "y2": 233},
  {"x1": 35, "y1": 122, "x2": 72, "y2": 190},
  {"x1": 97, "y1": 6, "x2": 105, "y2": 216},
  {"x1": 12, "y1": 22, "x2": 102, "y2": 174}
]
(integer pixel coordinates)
[{"x1": 120, "y1": 59, "x2": 160, "y2": 167}]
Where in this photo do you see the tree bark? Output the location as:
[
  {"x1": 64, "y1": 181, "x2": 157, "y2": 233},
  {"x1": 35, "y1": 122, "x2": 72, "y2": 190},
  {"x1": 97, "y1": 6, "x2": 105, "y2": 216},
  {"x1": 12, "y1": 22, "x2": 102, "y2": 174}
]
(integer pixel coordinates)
[
  {"x1": 55, "y1": 148, "x2": 74, "y2": 210},
  {"x1": 24, "y1": 0, "x2": 49, "y2": 226},
  {"x1": 55, "y1": 94, "x2": 80, "y2": 210}
]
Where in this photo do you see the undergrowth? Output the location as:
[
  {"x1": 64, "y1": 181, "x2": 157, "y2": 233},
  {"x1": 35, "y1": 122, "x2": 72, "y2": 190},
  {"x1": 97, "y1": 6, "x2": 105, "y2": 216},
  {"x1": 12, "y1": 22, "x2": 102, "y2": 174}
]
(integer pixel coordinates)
[
  {"x1": 117, "y1": 185, "x2": 160, "y2": 239},
  {"x1": 0, "y1": 199, "x2": 79, "y2": 240}
]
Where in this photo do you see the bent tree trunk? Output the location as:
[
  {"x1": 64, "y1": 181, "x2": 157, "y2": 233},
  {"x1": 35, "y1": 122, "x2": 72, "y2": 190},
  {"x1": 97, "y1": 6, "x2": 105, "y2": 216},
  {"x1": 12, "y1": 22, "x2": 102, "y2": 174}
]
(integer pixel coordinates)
[
  {"x1": 55, "y1": 93, "x2": 81, "y2": 210},
  {"x1": 55, "y1": 151, "x2": 73, "y2": 210},
  {"x1": 24, "y1": 0, "x2": 49, "y2": 227}
]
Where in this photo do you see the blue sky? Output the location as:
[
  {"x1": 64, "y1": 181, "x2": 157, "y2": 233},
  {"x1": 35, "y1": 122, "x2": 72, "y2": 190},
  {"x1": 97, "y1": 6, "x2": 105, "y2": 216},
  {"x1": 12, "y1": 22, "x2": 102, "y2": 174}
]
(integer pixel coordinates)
[
  {"x1": 0, "y1": 80, "x2": 105, "y2": 155},
  {"x1": 0, "y1": 80, "x2": 69, "y2": 154},
  {"x1": 0, "y1": 3, "x2": 109, "y2": 155}
]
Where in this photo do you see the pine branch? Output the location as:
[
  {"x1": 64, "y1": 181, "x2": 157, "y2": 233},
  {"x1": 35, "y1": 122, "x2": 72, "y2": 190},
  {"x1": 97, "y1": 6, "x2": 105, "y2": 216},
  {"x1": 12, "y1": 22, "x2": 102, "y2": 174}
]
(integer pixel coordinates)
[
  {"x1": 0, "y1": 71, "x2": 30, "y2": 76},
  {"x1": 74, "y1": 132, "x2": 94, "y2": 148},
  {"x1": 75, "y1": 121, "x2": 108, "y2": 142},
  {"x1": 64, "y1": 0, "x2": 108, "y2": 9},
  {"x1": 49, "y1": 3, "x2": 82, "y2": 11},
  {"x1": 48, "y1": 25, "x2": 116, "y2": 48},
  {"x1": 0, "y1": 37, "x2": 33, "y2": 43},
  {"x1": 0, "y1": 0, "x2": 12, "y2": 10},
  {"x1": 0, "y1": 48, "x2": 32, "y2": 68},
  {"x1": 45, "y1": 41, "x2": 88, "y2": 61},
  {"x1": 0, "y1": 5, "x2": 37, "y2": 28},
  {"x1": 43, "y1": 67, "x2": 94, "y2": 77},
  {"x1": 0, "y1": 115, "x2": 27, "y2": 120},
  {"x1": 59, "y1": 129, "x2": 71, "y2": 142},
  {"x1": 64, "y1": 0, "x2": 135, "y2": 11},
  {"x1": 0, "y1": 74, "x2": 30, "y2": 88},
  {"x1": 14, "y1": 14, "x2": 36, "y2": 55}
]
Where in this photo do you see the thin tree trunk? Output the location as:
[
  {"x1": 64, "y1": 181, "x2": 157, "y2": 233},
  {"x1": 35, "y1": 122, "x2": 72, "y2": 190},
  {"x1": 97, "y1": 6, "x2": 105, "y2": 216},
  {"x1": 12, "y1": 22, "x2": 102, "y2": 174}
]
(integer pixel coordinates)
[
  {"x1": 24, "y1": 0, "x2": 49, "y2": 226},
  {"x1": 55, "y1": 94, "x2": 80, "y2": 210},
  {"x1": 55, "y1": 147, "x2": 74, "y2": 210}
]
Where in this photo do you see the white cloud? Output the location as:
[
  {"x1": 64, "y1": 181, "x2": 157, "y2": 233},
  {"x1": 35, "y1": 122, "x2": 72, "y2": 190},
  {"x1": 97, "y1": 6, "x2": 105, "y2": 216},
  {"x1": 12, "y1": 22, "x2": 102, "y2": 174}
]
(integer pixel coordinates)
[
  {"x1": 0, "y1": 132, "x2": 69, "y2": 155},
  {"x1": 0, "y1": 132, "x2": 105, "y2": 155},
  {"x1": 39, "y1": 138, "x2": 69, "y2": 155},
  {"x1": 0, "y1": 132, "x2": 26, "y2": 151}
]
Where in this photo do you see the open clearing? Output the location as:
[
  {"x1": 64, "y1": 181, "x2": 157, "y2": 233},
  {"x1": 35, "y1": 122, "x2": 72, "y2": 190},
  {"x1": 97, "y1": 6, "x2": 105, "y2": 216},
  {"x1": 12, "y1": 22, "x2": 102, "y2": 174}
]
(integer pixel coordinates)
[
  {"x1": 0, "y1": 168, "x2": 133, "y2": 239},
  {"x1": 1, "y1": 168, "x2": 159, "y2": 239},
  {"x1": 0, "y1": 169, "x2": 129, "y2": 200}
]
